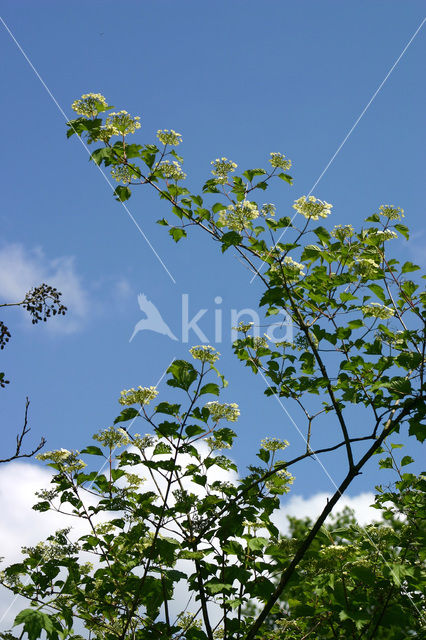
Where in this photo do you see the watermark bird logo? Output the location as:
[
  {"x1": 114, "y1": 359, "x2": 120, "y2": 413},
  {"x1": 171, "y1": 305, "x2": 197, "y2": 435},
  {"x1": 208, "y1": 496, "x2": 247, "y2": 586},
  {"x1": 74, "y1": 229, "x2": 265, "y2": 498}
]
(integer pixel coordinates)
[{"x1": 129, "y1": 294, "x2": 178, "y2": 342}]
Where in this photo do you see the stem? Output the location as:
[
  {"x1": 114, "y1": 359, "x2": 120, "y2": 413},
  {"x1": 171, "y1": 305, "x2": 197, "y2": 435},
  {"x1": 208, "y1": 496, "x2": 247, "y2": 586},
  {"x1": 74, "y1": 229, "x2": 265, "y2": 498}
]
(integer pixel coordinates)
[{"x1": 195, "y1": 559, "x2": 214, "y2": 640}]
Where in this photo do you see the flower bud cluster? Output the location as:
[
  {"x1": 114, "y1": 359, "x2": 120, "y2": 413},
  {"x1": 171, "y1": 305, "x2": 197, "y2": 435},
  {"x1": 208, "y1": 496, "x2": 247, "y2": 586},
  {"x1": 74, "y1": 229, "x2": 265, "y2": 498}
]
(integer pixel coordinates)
[
  {"x1": 211, "y1": 157, "x2": 237, "y2": 184},
  {"x1": 368, "y1": 229, "x2": 398, "y2": 242},
  {"x1": 355, "y1": 257, "x2": 380, "y2": 276},
  {"x1": 111, "y1": 165, "x2": 139, "y2": 184},
  {"x1": 260, "y1": 437, "x2": 289, "y2": 451},
  {"x1": 233, "y1": 321, "x2": 255, "y2": 333},
  {"x1": 282, "y1": 256, "x2": 305, "y2": 275},
  {"x1": 361, "y1": 302, "x2": 395, "y2": 319},
  {"x1": 205, "y1": 436, "x2": 232, "y2": 451},
  {"x1": 93, "y1": 426, "x2": 130, "y2": 448},
  {"x1": 269, "y1": 152, "x2": 292, "y2": 171},
  {"x1": 331, "y1": 224, "x2": 354, "y2": 240},
  {"x1": 252, "y1": 336, "x2": 269, "y2": 349},
  {"x1": 190, "y1": 345, "x2": 220, "y2": 364},
  {"x1": 293, "y1": 195, "x2": 332, "y2": 220},
  {"x1": 218, "y1": 200, "x2": 259, "y2": 231},
  {"x1": 379, "y1": 205, "x2": 404, "y2": 220},
  {"x1": 261, "y1": 203, "x2": 276, "y2": 218},
  {"x1": 119, "y1": 386, "x2": 158, "y2": 406},
  {"x1": 157, "y1": 129, "x2": 182, "y2": 146},
  {"x1": 158, "y1": 160, "x2": 187, "y2": 181},
  {"x1": 105, "y1": 110, "x2": 141, "y2": 136},
  {"x1": 36, "y1": 449, "x2": 86, "y2": 471},
  {"x1": 205, "y1": 401, "x2": 240, "y2": 423},
  {"x1": 72, "y1": 93, "x2": 108, "y2": 117}
]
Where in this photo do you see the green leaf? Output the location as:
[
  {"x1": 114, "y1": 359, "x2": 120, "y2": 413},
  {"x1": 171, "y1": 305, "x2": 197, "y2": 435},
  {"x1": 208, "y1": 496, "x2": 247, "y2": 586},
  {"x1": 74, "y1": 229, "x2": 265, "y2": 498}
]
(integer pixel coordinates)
[
  {"x1": 80, "y1": 446, "x2": 104, "y2": 456},
  {"x1": 277, "y1": 172, "x2": 293, "y2": 184},
  {"x1": 257, "y1": 448, "x2": 270, "y2": 463},
  {"x1": 401, "y1": 261, "x2": 420, "y2": 274},
  {"x1": 167, "y1": 360, "x2": 198, "y2": 391},
  {"x1": 114, "y1": 407, "x2": 140, "y2": 424},
  {"x1": 205, "y1": 580, "x2": 233, "y2": 595},
  {"x1": 368, "y1": 283, "x2": 386, "y2": 303},
  {"x1": 366, "y1": 213, "x2": 380, "y2": 222},
  {"x1": 379, "y1": 457, "x2": 393, "y2": 469},
  {"x1": 302, "y1": 244, "x2": 322, "y2": 262},
  {"x1": 212, "y1": 202, "x2": 227, "y2": 214},
  {"x1": 394, "y1": 223, "x2": 409, "y2": 240},
  {"x1": 243, "y1": 169, "x2": 266, "y2": 181},
  {"x1": 90, "y1": 147, "x2": 115, "y2": 166},
  {"x1": 408, "y1": 418, "x2": 425, "y2": 442},
  {"x1": 114, "y1": 186, "x2": 131, "y2": 202},
  {"x1": 221, "y1": 231, "x2": 242, "y2": 252},
  {"x1": 401, "y1": 455, "x2": 414, "y2": 467},
  {"x1": 185, "y1": 424, "x2": 206, "y2": 437},
  {"x1": 314, "y1": 226, "x2": 331, "y2": 245},
  {"x1": 348, "y1": 319, "x2": 364, "y2": 329},
  {"x1": 199, "y1": 383, "x2": 220, "y2": 397},
  {"x1": 155, "y1": 402, "x2": 180, "y2": 416},
  {"x1": 169, "y1": 227, "x2": 187, "y2": 242},
  {"x1": 14, "y1": 610, "x2": 60, "y2": 640}
]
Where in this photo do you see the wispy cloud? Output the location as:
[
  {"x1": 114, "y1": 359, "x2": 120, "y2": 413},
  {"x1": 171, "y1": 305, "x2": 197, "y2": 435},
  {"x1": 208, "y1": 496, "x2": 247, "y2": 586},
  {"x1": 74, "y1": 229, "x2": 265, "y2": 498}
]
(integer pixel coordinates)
[{"x1": 0, "y1": 243, "x2": 89, "y2": 333}]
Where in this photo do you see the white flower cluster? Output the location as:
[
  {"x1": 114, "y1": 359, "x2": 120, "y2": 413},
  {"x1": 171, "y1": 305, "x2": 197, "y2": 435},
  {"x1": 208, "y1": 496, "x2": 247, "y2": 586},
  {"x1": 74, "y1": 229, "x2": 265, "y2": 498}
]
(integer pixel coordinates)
[
  {"x1": 379, "y1": 205, "x2": 404, "y2": 221},
  {"x1": 369, "y1": 229, "x2": 398, "y2": 242},
  {"x1": 218, "y1": 200, "x2": 259, "y2": 231},
  {"x1": 269, "y1": 152, "x2": 292, "y2": 171},
  {"x1": 111, "y1": 165, "x2": 139, "y2": 184},
  {"x1": 97, "y1": 125, "x2": 116, "y2": 142},
  {"x1": 36, "y1": 449, "x2": 86, "y2": 471},
  {"x1": 361, "y1": 302, "x2": 395, "y2": 320},
  {"x1": 355, "y1": 257, "x2": 380, "y2": 276},
  {"x1": 93, "y1": 426, "x2": 130, "y2": 448},
  {"x1": 177, "y1": 614, "x2": 203, "y2": 632},
  {"x1": 260, "y1": 437, "x2": 289, "y2": 451},
  {"x1": 190, "y1": 345, "x2": 220, "y2": 364},
  {"x1": 282, "y1": 256, "x2": 305, "y2": 275},
  {"x1": 265, "y1": 467, "x2": 294, "y2": 493},
  {"x1": 133, "y1": 434, "x2": 156, "y2": 450},
  {"x1": 319, "y1": 544, "x2": 348, "y2": 559},
  {"x1": 71, "y1": 93, "x2": 107, "y2": 117},
  {"x1": 158, "y1": 160, "x2": 187, "y2": 181},
  {"x1": 105, "y1": 110, "x2": 141, "y2": 136},
  {"x1": 261, "y1": 203, "x2": 276, "y2": 218},
  {"x1": 21, "y1": 536, "x2": 79, "y2": 562},
  {"x1": 211, "y1": 157, "x2": 238, "y2": 184},
  {"x1": 156, "y1": 129, "x2": 182, "y2": 146},
  {"x1": 205, "y1": 401, "x2": 240, "y2": 423},
  {"x1": 252, "y1": 336, "x2": 269, "y2": 349},
  {"x1": 119, "y1": 386, "x2": 158, "y2": 406},
  {"x1": 331, "y1": 224, "x2": 354, "y2": 240},
  {"x1": 293, "y1": 196, "x2": 332, "y2": 220}
]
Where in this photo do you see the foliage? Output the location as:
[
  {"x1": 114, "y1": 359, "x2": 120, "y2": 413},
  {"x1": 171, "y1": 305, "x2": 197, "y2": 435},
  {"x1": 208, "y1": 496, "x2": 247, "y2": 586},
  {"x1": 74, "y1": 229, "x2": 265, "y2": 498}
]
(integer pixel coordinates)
[
  {"x1": 247, "y1": 474, "x2": 425, "y2": 639},
  {"x1": 0, "y1": 92, "x2": 424, "y2": 638}
]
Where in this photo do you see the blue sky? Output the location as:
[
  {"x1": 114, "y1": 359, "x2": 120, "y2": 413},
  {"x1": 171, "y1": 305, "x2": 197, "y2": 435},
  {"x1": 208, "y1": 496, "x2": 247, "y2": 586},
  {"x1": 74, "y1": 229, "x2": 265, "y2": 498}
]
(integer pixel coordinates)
[{"x1": 0, "y1": 0, "x2": 425, "y2": 501}]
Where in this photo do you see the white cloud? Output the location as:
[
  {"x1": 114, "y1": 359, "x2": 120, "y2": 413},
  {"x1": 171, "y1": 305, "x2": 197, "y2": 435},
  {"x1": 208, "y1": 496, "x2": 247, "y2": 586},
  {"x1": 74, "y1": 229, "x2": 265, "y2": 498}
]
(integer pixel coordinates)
[{"x1": 0, "y1": 244, "x2": 89, "y2": 333}]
